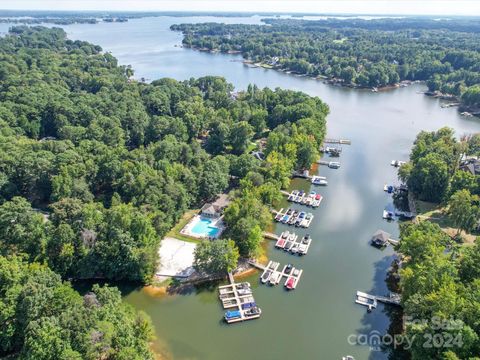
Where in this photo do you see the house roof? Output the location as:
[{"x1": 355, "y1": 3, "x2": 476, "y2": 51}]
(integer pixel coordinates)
[
  {"x1": 211, "y1": 194, "x2": 230, "y2": 208},
  {"x1": 201, "y1": 204, "x2": 220, "y2": 213},
  {"x1": 372, "y1": 230, "x2": 391, "y2": 242},
  {"x1": 460, "y1": 158, "x2": 480, "y2": 175},
  {"x1": 201, "y1": 194, "x2": 231, "y2": 214}
]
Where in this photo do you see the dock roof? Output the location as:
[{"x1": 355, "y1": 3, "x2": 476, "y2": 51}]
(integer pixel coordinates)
[{"x1": 372, "y1": 230, "x2": 391, "y2": 242}]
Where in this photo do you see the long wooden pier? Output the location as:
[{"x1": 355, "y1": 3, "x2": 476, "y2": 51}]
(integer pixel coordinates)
[{"x1": 324, "y1": 138, "x2": 351, "y2": 145}]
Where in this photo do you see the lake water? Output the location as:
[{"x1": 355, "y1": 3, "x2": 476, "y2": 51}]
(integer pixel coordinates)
[{"x1": 3, "y1": 16, "x2": 479, "y2": 360}]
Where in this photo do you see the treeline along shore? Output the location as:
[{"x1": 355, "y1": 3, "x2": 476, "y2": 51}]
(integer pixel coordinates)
[{"x1": 171, "y1": 17, "x2": 480, "y2": 115}]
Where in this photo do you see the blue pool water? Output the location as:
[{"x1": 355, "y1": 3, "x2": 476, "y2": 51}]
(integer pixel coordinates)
[{"x1": 190, "y1": 217, "x2": 221, "y2": 237}]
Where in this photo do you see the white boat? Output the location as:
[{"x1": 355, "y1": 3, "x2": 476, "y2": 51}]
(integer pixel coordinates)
[
  {"x1": 328, "y1": 161, "x2": 341, "y2": 169},
  {"x1": 382, "y1": 210, "x2": 394, "y2": 220},
  {"x1": 391, "y1": 160, "x2": 406, "y2": 167},
  {"x1": 312, "y1": 175, "x2": 328, "y2": 185},
  {"x1": 298, "y1": 243, "x2": 308, "y2": 255},
  {"x1": 268, "y1": 272, "x2": 281, "y2": 285},
  {"x1": 261, "y1": 270, "x2": 272, "y2": 284}
]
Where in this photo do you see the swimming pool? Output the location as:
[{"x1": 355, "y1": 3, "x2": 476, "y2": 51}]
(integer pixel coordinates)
[{"x1": 189, "y1": 216, "x2": 221, "y2": 238}]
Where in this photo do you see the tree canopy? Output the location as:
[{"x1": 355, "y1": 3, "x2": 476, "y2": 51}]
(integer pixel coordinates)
[
  {"x1": 0, "y1": 256, "x2": 154, "y2": 359},
  {"x1": 398, "y1": 222, "x2": 480, "y2": 359},
  {"x1": 0, "y1": 26, "x2": 328, "y2": 281}
]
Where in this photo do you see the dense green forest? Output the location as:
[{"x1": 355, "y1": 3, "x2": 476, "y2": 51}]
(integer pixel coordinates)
[
  {"x1": 395, "y1": 128, "x2": 480, "y2": 359},
  {"x1": 0, "y1": 26, "x2": 327, "y2": 282},
  {"x1": 399, "y1": 128, "x2": 472, "y2": 201},
  {"x1": 398, "y1": 222, "x2": 480, "y2": 359},
  {"x1": 0, "y1": 25, "x2": 328, "y2": 357},
  {"x1": 0, "y1": 256, "x2": 154, "y2": 360},
  {"x1": 172, "y1": 18, "x2": 480, "y2": 110}
]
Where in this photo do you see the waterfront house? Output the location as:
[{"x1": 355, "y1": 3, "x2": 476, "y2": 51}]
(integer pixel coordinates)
[
  {"x1": 459, "y1": 157, "x2": 480, "y2": 176},
  {"x1": 201, "y1": 194, "x2": 231, "y2": 218}
]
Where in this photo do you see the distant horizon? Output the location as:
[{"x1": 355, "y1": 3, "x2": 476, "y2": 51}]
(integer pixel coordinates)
[
  {"x1": 1, "y1": 1, "x2": 479, "y2": 17},
  {"x1": 0, "y1": 9, "x2": 479, "y2": 19}
]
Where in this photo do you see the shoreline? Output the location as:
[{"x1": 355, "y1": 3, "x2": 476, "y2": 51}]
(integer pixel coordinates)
[
  {"x1": 183, "y1": 44, "x2": 480, "y2": 117},
  {"x1": 185, "y1": 45, "x2": 416, "y2": 91}
]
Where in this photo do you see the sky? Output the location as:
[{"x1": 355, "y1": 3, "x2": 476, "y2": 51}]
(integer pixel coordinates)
[{"x1": 1, "y1": 0, "x2": 480, "y2": 16}]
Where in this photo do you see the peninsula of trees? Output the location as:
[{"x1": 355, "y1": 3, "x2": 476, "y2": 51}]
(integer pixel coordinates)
[
  {"x1": 172, "y1": 18, "x2": 480, "y2": 111},
  {"x1": 0, "y1": 26, "x2": 328, "y2": 357},
  {"x1": 394, "y1": 128, "x2": 480, "y2": 359}
]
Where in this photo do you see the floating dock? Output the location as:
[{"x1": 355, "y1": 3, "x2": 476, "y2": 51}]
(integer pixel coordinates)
[
  {"x1": 273, "y1": 208, "x2": 314, "y2": 228},
  {"x1": 355, "y1": 291, "x2": 377, "y2": 310},
  {"x1": 272, "y1": 231, "x2": 311, "y2": 255},
  {"x1": 317, "y1": 160, "x2": 341, "y2": 169},
  {"x1": 219, "y1": 278, "x2": 262, "y2": 324},
  {"x1": 286, "y1": 190, "x2": 323, "y2": 208},
  {"x1": 259, "y1": 261, "x2": 303, "y2": 290}
]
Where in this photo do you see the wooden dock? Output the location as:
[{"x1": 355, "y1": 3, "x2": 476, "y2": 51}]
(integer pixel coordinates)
[
  {"x1": 355, "y1": 291, "x2": 401, "y2": 310},
  {"x1": 273, "y1": 208, "x2": 314, "y2": 228},
  {"x1": 317, "y1": 160, "x2": 330, "y2": 166},
  {"x1": 324, "y1": 138, "x2": 351, "y2": 145},
  {"x1": 219, "y1": 278, "x2": 262, "y2": 323},
  {"x1": 286, "y1": 190, "x2": 323, "y2": 208},
  {"x1": 259, "y1": 261, "x2": 304, "y2": 290},
  {"x1": 317, "y1": 160, "x2": 341, "y2": 169}
]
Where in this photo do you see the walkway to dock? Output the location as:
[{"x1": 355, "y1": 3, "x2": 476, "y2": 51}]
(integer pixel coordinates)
[
  {"x1": 387, "y1": 238, "x2": 399, "y2": 246},
  {"x1": 247, "y1": 260, "x2": 266, "y2": 271},
  {"x1": 263, "y1": 232, "x2": 279, "y2": 240},
  {"x1": 375, "y1": 293, "x2": 401, "y2": 306},
  {"x1": 408, "y1": 191, "x2": 417, "y2": 218},
  {"x1": 324, "y1": 138, "x2": 351, "y2": 145}
]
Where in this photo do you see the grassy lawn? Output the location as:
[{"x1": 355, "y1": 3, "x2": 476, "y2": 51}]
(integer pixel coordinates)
[
  {"x1": 246, "y1": 141, "x2": 258, "y2": 153},
  {"x1": 165, "y1": 209, "x2": 201, "y2": 244},
  {"x1": 333, "y1": 37, "x2": 348, "y2": 44},
  {"x1": 415, "y1": 199, "x2": 477, "y2": 245}
]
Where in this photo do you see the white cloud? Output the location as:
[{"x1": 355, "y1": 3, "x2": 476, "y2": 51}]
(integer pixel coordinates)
[{"x1": 2, "y1": 0, "x2": 480, "y2": 16}]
